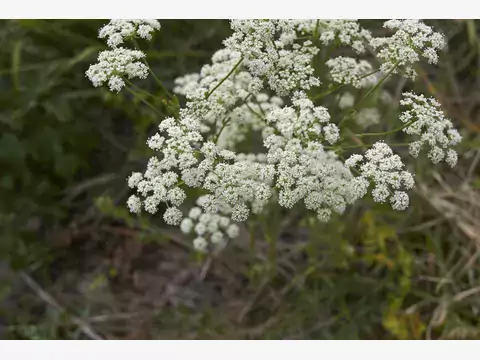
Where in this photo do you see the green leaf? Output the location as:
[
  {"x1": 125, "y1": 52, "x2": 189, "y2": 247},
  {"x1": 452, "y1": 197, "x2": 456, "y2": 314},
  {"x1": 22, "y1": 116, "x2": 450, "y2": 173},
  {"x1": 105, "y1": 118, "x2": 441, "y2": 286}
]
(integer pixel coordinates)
[{"x1": 0, "y1": 133, "x2": 25, "y2": 163}]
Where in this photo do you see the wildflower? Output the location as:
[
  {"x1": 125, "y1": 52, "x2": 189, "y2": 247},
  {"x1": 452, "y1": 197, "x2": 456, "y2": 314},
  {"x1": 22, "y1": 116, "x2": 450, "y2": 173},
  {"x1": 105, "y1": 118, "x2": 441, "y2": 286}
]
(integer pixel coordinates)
[
  {"x1": 295, "y1": 20, "x2": 372, "y2": 53},
  {"x1": 82, "y1": 19, "x2": 461, "y2": 251},
  {"x1": 326, "y1": 57, "x2": 377, "y2": 88},
  {"x1": 356, "y1": 108, "x2": 380, "y2": 127},
  {"x1": 338, "y1": 92, "x2": 355, "y2": 109},
  {"x1": 98, "y1": 19, "x2": 161, "y2": 48},
  {"x1": 266, "y1": 92, "x2": 336, "y2": 143},
  {"x1": 399, "y1": 92, "x2": 461, "y2": 166},
  {"x1": 346, "y1": 141, "x2": 415, "y2": 210},
  {"x1": 86, "y1": 48, "x2": 148, "y2": 92},
  {"x1": 224, "y1": 20, "x2": 320, "y2": 96},
  {"x1": 163, "y1": 207, "x2": 183, "y2": 225},
  {"x1": 127, "y1": 195, "x2": 142, "y2": 214},
  {"x1": 370, "y1": 19, "x2": 445, "y2": 79},
  {"x1": 180, "y1": 198, "x2": 241, "y2": 251},
  {"x1": 127, "y1": 172, "x2": 143, "y2": 188},
  {"x1": 193, "y1": 237, "x2": 208, "y2": 252}
]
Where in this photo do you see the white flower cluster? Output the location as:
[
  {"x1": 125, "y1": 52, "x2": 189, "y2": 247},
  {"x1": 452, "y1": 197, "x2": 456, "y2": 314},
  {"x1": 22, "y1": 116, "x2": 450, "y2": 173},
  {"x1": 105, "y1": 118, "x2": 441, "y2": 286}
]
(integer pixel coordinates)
[
  {"x1": 338, "y1": 92, "x2": 355, "y2": 110},
  {"x1": 98, "y1": 19, "x2": 161, "y2": 48},
  {"x1": 174, "y1": 48, "x2": 250, "y2": 134},
  {"x1": 295, "y1": 20, "x2": 372, "y2": 53},
  {"x1": 86, "y1": 19, "x2": 161, "y2": 91},
  {"x1": 224, "y1": 20, "x2": 320, "y2": 96},
  {"x1": 400, "y1": 92, "x2": 462, "y2": 167},
  {"x1": 218, "y1": 93, "x2": 284, "y2": 149},
  {"x1": 201, "y1": 151, "x2": 276, "y2": 221},
  {"x1": 262, "y1": 93, "x2": 367, "y2": 221},
  {"x1": 83, "y1": 19, "x2": 463, "y2": 252},
  {"x1": 126, "y1": 161, "x2": 186, "y2": 224},
  {"x1": 265, "y1": 92, "x2": 339, "y2": 145},
  {"x1": 125, "y1": 115, "x2": 203, "y2": 221},
  {"x1": 85, "y1": 48, "x2": 148, "y2": 92},
  {"x1": 346, "y1": 142, "x2": 415, "y2": 210},
  {"x1": 172, "y1": 47, "x2": 288, "y2": 151},
  {"x1": 356, "y1": 108, "x2": 381, "y2": 127},
  {"x1": 370, "y1": 19, "x2": 445, "y2": 79},
  {"x1": 326, "y1": 57, "x2": 378, "y2": 88},
  {"x1": 265, "y1": 137, "x2": 368, "y2": 222},
  {"x1": 180, "y1": 198, "x2": 240, "y2": 252}
]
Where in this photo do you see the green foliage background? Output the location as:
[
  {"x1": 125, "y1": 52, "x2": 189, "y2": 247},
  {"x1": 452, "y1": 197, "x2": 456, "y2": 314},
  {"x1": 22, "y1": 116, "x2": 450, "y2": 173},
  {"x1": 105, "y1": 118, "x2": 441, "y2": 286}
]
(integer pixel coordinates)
[{"x1": 0, "y1": 19, "x2": 479, "y2": 340}]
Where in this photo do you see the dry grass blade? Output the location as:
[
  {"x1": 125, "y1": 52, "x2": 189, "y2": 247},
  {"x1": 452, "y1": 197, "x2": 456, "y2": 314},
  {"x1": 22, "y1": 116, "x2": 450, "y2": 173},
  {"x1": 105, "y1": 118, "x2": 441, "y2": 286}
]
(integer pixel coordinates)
[{"x1": 18, "y1": 271, "x2": 104, "y2": 340}]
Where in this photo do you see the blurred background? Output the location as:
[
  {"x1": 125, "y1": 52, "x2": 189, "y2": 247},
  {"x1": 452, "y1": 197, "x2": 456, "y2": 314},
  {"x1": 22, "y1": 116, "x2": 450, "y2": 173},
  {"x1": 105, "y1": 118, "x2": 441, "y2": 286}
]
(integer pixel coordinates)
[{"x1": 0, "y1": 19, "x2": 479, "y2": 340}]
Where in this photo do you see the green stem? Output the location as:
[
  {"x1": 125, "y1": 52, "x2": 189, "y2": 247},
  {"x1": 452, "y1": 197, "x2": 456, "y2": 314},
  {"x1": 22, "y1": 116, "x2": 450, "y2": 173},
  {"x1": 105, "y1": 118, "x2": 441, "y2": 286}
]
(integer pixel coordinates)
[
  {"x1": 212, "y1": 93, "x2": 253, "y2": 143},
  {"x1": 133, "y1": 38, "x2": 174, "y2": 100},
  {"x1": 354, "y1": 64, "x2": 398, "y2": 109},
  {"x1": 125, "y1": 78, "x2": 178, "y2": 118},
  {"x1": 355, "y1": 119, "x2": 417, "y2": 138},
  {"x1": 205, "y1": 57, "x2": 244, "y2": 99},
  {"x1": 266, "y1": 231, "x2": 277, "y2": 277},
  {"x1": 212, "y1": 117, "x2": 231, "y2": 143},
  {"x1": 337, "y1": 65, "x2": 397, "y2": 128},
  {"x1": 125, "y1": 85, "x2": 164, "y2": 116},
  {"x1": 251, "y1": 96, "x2": 267, "y2": 117},
  {"x1": 312, "y1": 83, "x2": 347, "y2": 100},
  {"x1": 313, "y1": 20, "x2": 320, "y2": 40},
  {"x1": 245, "y1": 102, "x2": 264, "y2": 121},
  {"x1": 125, "y1": 78, "x2": 157, "y2": 100},
  {"x1": 312, "y1": 69, "x2": 380, "y2": 101}
]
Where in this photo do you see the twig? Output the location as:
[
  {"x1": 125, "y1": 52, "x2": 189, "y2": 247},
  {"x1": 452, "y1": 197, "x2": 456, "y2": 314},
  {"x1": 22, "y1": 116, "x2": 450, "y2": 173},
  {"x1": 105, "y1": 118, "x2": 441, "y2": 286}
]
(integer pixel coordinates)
[
  {"x1": 205, "y1": 57, "x2": 243, "y2": 99},
  {"x1": 18, "y1": 271, "x2": 104, "y2": 340}
]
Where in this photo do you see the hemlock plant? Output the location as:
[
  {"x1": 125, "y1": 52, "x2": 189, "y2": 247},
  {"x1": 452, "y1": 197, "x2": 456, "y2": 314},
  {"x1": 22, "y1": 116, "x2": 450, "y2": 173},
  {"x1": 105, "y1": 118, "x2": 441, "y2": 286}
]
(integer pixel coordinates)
[{"x1": 86, "y1": 19, "x2": 462, "y2": 253}]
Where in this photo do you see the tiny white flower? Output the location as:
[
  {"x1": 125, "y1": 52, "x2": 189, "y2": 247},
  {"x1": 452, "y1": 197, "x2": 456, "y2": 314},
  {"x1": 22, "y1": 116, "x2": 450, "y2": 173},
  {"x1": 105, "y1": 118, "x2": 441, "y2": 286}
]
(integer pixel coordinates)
[
  {"x1": 189, "y1": 207, "x2": 202, "y2": 220},
  {"x1": 128, "y1": 172, "x2": 143, "y2": 188},
  {"x1": 180, "y1": 218, "x2": 194, "y2": 234},
  {"x1": 127, "y1": 195, "x2": 142, "y2": 213},
  {"x1": 163, "y1": 207, "x2": 183, "y2": 226},
  {"x1": 226, "y1": 224, "x2": 240, "y2": 239},
  {"x1": 193, "y1": 237, "x2": 208, "y2": 252}
]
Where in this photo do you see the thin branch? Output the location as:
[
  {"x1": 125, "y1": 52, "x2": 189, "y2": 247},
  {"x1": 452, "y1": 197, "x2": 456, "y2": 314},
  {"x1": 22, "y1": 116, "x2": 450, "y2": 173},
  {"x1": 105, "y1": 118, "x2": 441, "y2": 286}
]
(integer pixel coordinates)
[
  {"x1": 355, "y1": 119, "x2": 417, "y2": 138},
  {"x1": 205, "y1": 57, "x2": 244, "y2": 99}
]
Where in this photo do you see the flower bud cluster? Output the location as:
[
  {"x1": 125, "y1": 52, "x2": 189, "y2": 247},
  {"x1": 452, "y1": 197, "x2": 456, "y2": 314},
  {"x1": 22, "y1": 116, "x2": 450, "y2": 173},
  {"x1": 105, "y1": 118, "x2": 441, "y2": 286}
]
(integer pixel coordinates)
[{"x1": 180, "y1": 197, "x2": 240, "y2": 252}]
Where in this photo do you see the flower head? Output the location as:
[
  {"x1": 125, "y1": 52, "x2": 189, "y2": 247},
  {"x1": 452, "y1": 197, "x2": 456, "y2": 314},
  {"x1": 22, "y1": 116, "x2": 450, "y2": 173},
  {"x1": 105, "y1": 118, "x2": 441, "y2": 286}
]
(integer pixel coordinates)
[
  {"x1": 400, "y1": 92, "x2": 461, "y2": 166},
  {"x1": 86, "y1": 48, "x2": 148, "y2": 92},
  {"x1": 370, "y1": 20, "x2": 445, "y2": 79},
  {"x1": 99, "y1": 19, "x2": 161, "y2": 48}
]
